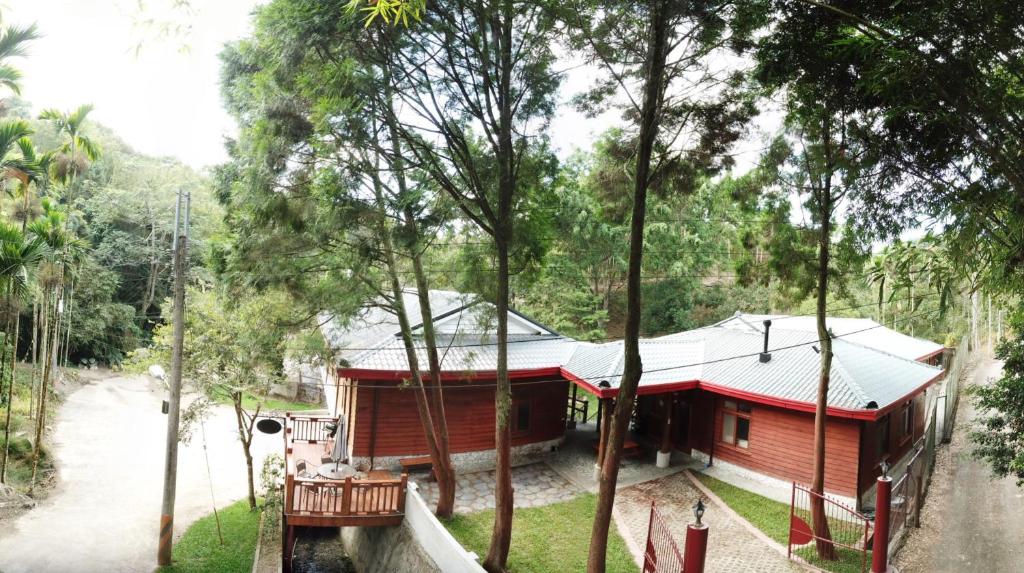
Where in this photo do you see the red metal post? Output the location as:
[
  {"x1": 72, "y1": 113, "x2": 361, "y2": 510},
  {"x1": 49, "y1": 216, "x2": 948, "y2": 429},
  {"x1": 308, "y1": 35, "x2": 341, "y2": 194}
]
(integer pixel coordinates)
[
  {"x1": 682, "y1": 523, "x2": 709, "y2": 573},
  {"x1": 871, "y1": 476, "x2": 893, "y2": 573}
]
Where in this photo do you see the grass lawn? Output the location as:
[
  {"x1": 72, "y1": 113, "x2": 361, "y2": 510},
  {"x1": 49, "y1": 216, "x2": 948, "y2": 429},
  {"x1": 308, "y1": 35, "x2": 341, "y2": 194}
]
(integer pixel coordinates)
[
  {"x1": 695, "y1": 473, "x2": 871, "y2": 573},
  {"x1": 444, "y1": 493, "x2": 638, "y2": 573},
  {"x1": 162, "y1": 499, "x2": 262, "y2": 573},
  {"x1": 209, "y1": 387, "x2": 321, "y2": 412}
]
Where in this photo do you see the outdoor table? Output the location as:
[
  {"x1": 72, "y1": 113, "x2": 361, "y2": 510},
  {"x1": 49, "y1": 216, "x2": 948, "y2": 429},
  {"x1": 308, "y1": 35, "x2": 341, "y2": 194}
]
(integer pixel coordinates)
[{"x1": 318, "y1": 462, "x2": 356, "y2": 480}]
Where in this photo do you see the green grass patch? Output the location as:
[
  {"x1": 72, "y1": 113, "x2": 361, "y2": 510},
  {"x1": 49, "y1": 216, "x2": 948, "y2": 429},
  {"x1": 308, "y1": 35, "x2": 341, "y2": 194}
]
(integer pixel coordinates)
[
  {"x1": 209, "y1": 387, "x2": 321, "y2": 412},
  {"x1": 695, "y1": 473, "x2": 871, "y2": 573},
  {"x1": 162, "y1": 499, "x2": 262, "y2": 573},
  {"x1": 443, "y1": 493, "x2": 638, "y2": 573}
]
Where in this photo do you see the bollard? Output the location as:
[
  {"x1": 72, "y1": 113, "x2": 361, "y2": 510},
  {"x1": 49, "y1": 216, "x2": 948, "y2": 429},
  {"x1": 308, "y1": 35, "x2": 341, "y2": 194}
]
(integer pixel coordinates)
[
  {"x1": 871, "y1": 475, "x2": 892, "y2": 573},
  {"x1": 682, "y1": 499, "x2": 709, "y2": 573},
  {"x1": 682, "y1": 522, "x2": 709, "y2": 573}
]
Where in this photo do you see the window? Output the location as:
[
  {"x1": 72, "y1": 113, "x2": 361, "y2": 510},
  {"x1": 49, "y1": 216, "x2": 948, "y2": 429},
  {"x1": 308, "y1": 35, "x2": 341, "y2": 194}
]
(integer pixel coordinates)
[
  {"x1": 877, "y1": 414, "x2": 890, "y2": 458},
  {"x1": 512, "y1": 400, "x2": 531, "y2": 437},
  {"x1": 721, "y1": 400, "x2": 751, "y2": 449},
  {"x1": 900, "y1": 401, "x2": 914, "y2": 442}
]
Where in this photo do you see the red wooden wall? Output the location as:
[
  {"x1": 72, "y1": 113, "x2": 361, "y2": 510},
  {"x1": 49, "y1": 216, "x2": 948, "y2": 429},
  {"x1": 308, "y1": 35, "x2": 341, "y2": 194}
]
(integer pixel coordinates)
[
  {"x1": 857, "y1": 391, "x2": 927, "y2": 494},
  {"x1": 350, "y1": 375, "x2": 569, "y2": 458},
  {"x1": 692, "y1": 391, "x2": 862, "y2": 497}
]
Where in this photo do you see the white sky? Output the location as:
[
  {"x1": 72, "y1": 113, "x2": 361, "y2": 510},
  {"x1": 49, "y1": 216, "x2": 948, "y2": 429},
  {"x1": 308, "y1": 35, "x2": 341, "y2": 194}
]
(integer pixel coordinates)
[
  {"x1": 5, "y1": 0, "x2": 262, "y2": 168},
  {"x1": 5, "y1": 1, "x2": 776, "y2": 172}
]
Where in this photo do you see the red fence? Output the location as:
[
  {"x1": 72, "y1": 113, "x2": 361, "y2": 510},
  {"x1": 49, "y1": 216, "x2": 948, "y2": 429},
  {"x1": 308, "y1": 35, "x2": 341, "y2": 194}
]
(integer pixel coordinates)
[
  {"x1": 643, "y1": 501, "x2": 684, "y2": 573},
  {"x1": 788, "y1": 483, "x2": 871, "y2": 573}
]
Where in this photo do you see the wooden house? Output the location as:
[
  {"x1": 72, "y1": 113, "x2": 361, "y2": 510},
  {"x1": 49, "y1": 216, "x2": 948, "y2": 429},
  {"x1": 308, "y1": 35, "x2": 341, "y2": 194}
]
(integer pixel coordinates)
[{"x1": 318, "y1": 293, "x2": 945, "y2": 510}]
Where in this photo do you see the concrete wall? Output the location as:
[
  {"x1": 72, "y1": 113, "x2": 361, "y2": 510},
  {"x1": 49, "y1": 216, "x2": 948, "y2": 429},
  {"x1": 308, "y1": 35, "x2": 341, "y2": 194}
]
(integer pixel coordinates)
[{"x1": 340, "y1": 482, "x2": 485, "y2": 573}]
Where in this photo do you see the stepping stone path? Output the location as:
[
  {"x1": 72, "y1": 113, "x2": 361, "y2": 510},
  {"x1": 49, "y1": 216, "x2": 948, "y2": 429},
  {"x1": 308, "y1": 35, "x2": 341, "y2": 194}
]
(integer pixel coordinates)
[{"x1": 414, "y1": 462, "x2": 576, "y2": 513}]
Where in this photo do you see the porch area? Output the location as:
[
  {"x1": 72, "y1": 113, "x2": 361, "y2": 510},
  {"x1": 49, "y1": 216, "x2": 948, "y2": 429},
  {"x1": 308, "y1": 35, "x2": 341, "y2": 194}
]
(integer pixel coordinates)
[{"x1": 284, "y1": 414, "x2": 408, "y2": 527}]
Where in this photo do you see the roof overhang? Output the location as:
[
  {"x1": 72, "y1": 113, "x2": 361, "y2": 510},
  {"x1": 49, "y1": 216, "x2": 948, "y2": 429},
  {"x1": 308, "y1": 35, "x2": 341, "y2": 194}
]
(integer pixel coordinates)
[
  {"x1": 337, "y1": 366, "x2": 562, "y2": 382},
  {"x1": 915, "y1": 347, "x2": 946, "y2": 363},
  {"x1": 564, "y1": 370, "x2": 947, "y2": 421}
]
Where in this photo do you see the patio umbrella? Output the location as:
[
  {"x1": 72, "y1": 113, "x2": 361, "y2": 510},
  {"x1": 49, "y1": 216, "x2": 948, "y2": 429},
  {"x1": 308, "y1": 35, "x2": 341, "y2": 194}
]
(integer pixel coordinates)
[{"x1": 332, "y1": 415, "x2": 348, "y2": 464}]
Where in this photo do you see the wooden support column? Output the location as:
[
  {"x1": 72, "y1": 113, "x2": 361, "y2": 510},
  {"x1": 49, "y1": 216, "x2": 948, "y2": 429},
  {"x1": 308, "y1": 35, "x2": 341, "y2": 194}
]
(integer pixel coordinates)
[
  {"x1": 595, "y1": 397, "x2": 603, "y2": 433},
  {"x1": 657, "y1": 394, "x2": 673, "y2": 468},
  {"x1": 569, "y1": 383, "x2": 579, "y2": 425},
  {"x1": 660, "y1": 395, "x2": 674, "y2": 453}
]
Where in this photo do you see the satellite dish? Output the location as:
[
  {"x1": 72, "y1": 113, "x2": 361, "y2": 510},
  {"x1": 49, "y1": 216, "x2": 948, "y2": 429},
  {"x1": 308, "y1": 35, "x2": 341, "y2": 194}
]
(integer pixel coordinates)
[
  {"x1": 257, "y1": 418, "x2": 283, "y2": 435},
  {"x1": 148, "y1": 364, "x2": 166, "y2": 380}
]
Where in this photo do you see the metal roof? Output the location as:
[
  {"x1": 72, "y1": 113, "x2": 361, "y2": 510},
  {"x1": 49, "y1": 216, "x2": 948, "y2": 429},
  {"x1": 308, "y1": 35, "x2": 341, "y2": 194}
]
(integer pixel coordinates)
[
  {"x1": 714, "y1": 313, "x2": 944, "y2": 361},
  {"x1": 320, "y1": 292, "x2": 942, "y2": 414}
]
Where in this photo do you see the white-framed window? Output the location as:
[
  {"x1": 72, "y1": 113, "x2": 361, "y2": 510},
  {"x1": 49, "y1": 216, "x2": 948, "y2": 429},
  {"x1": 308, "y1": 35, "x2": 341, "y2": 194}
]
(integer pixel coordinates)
[{"x1": 721, "y1": 400, "x2": 752, "y2": 449}]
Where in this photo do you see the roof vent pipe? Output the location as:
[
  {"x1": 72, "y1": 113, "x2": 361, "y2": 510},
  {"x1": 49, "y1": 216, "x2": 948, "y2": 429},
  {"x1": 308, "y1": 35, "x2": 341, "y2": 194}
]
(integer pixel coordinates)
[{"x1": 759, "y1": 320, "x2": 772, "y2": 363}]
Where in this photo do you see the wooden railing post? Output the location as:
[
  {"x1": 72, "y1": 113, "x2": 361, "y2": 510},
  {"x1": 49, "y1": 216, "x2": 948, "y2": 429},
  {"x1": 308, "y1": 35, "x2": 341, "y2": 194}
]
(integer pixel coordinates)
[
  {"x1": 341, "y1": 477, "x2": 353, "y2": 516},
  {"x1": 398, "y1": 473, "x2": 409, "y2": 513}
]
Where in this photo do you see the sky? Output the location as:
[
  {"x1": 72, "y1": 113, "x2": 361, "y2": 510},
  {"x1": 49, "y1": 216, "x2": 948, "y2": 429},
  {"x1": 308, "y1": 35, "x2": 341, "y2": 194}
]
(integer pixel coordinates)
[
  {"x1": 6, "y1": 0, "x2": 262, "y2": 169},
  {"x1": 4, "y1": 1, "x2": 776, "y2": 172}
]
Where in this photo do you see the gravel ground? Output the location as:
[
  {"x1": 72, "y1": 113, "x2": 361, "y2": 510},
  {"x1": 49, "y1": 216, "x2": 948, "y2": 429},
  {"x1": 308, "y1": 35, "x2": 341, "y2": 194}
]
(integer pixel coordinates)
[{"x1": 895, "y1": 358, "x2": 1024, "y2": 573}]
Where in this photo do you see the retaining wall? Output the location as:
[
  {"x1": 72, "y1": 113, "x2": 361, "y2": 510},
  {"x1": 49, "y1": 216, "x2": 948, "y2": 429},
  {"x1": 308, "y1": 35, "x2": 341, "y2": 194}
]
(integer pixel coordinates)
[{"x1": 340, "y1": 482, "x2": 485, "y2": 573}]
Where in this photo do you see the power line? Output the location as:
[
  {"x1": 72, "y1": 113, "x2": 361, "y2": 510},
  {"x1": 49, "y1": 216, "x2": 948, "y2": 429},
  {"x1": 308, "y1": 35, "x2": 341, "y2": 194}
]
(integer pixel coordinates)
[
  {"x1": 315, "y1": 292, "x2": 941, "y2": 352},
  {"x1": 310, "y1": 307, "x2": 945, "y2": 391}
]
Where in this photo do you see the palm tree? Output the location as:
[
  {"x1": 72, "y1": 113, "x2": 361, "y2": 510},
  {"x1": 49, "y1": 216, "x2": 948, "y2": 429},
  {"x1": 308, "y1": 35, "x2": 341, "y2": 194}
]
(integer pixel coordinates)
[
  {"x1": 0, "y1": 120, "x2": 36, "y2": 211},
  {"x1": 0, "y1": 222, "x2": 44, "y2": 483},
  {"x1": 38, "y1": 106, "x2": 98, "y2": 375},
  {"x1": 0, "y1": 15, "x2": 38, "y2": 97},
  {"x1": 24, "y1": 205, "x2": 78, "y2": 491}
]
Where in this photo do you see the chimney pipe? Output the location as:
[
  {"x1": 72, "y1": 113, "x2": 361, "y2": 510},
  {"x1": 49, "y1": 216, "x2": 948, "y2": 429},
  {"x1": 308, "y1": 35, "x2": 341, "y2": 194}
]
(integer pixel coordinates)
[{"x1": 759, "y1": 320, "x2": 772, "y2": 363}]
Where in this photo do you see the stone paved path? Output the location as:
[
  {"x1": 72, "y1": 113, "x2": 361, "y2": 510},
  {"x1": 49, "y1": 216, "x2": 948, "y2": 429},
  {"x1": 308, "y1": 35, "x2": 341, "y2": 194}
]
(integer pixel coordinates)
[
  {"x1": 414, "y1": 462, "x2": 575, "y2": 513},
  {"x1": 895, "y1": 358, "x2": 1024, "y2": 573},
  {"x1": 615, "y1": 472, "x2": 797, "y2": 573}
]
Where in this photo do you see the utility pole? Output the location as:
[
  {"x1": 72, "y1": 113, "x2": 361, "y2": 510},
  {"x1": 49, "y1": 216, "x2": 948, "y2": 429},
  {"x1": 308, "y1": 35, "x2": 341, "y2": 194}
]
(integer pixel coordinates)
[{"x1": 158, "y1": 190, "x2": 190, "y2": 567}]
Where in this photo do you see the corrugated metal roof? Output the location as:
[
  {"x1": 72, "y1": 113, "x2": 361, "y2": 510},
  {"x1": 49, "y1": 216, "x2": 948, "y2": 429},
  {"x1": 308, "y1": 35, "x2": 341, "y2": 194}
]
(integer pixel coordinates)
[
  {"x1": 320, "y1": 292, "x2": 942, "y2": 412},
  {"x1": 715, "y1": 313, "x2": 944, "y2": 361}
]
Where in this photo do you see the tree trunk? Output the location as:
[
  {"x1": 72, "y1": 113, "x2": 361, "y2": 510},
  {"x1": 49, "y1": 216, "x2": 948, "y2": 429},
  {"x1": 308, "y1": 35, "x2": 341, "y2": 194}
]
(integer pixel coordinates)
[
  {"x1": 483, "y1": 4, "x2": 517, "y2": 570},
  {"x1": 380, "y1": 62, "x2": 457, "y2": 517},
  {"x1": 810, "y1": 178, "x2": 838, "y2": 561},
  {"x1": 28, "y1": 300, "x2": 37, "y2": 421},
  {"x1": 588, "y1": 2, "x2": 670, "y2": 571},
  {"x1": 1, "y1": 291, "x2": 18, "y2": 482},
  {"x1": 29, "y1": 290, "x2": 57, "y2": 492},
  {"x1": 233, "y1": 393, "x2": 258, "y2": 511}
]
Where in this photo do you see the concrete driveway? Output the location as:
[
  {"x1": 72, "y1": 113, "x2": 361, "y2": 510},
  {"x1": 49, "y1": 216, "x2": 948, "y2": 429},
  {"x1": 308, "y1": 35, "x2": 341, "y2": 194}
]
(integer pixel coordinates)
[
  {"x1": 896, "y1": 358, "x2": 1024, "y2": 572},
  {"x1": 0, "y1": 373, "x2": 282, "y2": 573}
]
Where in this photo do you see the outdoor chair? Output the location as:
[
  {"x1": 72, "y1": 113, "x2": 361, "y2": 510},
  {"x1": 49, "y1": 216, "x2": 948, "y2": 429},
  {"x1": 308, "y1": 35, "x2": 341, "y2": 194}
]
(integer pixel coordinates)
[{"x1": 295, "y1": 459, "x2": 318, "y2": 480}]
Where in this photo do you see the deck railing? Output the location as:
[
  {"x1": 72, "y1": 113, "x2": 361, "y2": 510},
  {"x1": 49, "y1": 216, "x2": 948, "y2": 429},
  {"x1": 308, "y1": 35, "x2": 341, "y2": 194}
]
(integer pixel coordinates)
[
  {"x1": 283, "y1": 414, "x2": 408, "y2": 526},
  {"x1": 287, "y1": 475, "x2": 408, "y2": 517},
  {"x1": 288, "y1": 415, "x2": 336, "y2": 443}
]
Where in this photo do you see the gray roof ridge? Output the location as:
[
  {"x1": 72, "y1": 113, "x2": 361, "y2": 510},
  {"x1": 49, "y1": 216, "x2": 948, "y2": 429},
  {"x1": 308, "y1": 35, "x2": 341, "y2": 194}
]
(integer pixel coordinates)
[
  {"x1": 828, "y1": 351, "x2": 872, "y2": 408},
  {"x1": 833, "y1": 336, "x2": 943, "y2": 371}
]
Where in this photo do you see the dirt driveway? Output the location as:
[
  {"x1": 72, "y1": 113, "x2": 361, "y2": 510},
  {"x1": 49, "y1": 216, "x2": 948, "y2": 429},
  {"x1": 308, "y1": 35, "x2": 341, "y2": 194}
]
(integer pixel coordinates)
[
  {"x1": 896, "y1": 358, "x2": 1024, "y2": 572},
  {"x1": 0, "y1": 373, "x2": 280, "y2": 573}
]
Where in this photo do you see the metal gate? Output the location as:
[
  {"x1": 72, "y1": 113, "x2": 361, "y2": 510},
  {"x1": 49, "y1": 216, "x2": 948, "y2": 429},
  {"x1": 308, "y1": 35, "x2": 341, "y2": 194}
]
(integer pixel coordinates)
[
  {"x1": 788, "y1": 483, "x2": 871, "y2": 572},
  {"x1": 643, "y1": 501, "x2": 684, "y2": 573}
]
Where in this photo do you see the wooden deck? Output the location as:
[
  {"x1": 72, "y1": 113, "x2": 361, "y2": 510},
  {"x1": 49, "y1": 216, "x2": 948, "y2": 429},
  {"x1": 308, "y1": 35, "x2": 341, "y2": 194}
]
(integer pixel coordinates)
[{"x1": 284, "y1": 414, "x2": 407, "y2": 527}]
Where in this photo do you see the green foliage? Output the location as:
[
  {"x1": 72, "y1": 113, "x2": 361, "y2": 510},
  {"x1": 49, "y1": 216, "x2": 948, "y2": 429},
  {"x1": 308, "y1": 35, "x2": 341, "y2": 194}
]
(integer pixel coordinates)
[
  {"x1": 344, "y1": 0, "x2": 425, "y2": 27},
  {"x1": 63, "y1": 258, "x2": 140, "y2": 364},
  {"x1": 443, "y1": 493, "x2": 638, "y2": 573},
  {"x1": 971, "y1": 304, "x2": 1024, "y2": 485}
]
